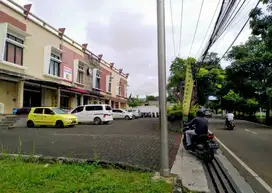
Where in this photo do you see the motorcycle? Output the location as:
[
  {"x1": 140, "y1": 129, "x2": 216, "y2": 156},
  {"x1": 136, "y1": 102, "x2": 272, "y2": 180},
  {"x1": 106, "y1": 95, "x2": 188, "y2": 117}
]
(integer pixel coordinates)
[
  {"x1": 225, "y1": 120, "x2": 235, "y2": 130},
  {"x1": 182, "y1": 122, "x2": 219, "y2": 162}
]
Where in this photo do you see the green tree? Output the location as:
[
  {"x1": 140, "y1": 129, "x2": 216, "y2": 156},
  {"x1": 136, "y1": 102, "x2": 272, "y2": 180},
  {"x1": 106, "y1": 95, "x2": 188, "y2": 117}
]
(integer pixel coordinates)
[
  {"x1": 167, "y1": 57, "x2": 189, "y2": 103},
  {"x1": 196, "y1": 66, "x2": 225, "y2": 105},
  {"x1": 167, "y1": 53, "x2": 225, "y2": 105},
  {"x1": 225, "y1": 36, "x2": 272, "y2": 122},
  {"x1": 247, "y1": 0, "x2": 272, "y2": 122},
  {"x1": 128, "y1": 96, "x2": 142, "y2": 107},
  {"x1": 250, "y1": 0, "x2": 272, "y2": 52},
  {"x1": 207, "y1": 100, "x2": 220, "y2": 114},
  {"x1": 221, "y1": 90, "x2": 243, "y2": 112},
  {"x1": 146, "y1": 95, "x2": 156, "y2": 101}
]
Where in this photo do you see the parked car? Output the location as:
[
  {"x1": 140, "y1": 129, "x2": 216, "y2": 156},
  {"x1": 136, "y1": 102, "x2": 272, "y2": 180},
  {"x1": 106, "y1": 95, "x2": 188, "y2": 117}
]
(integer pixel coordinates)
[
  {"x1": 127, "y1": 109, "x2": 141, "y2": 119},
  {"x1": 16, "y1": 107, "x2": 32, "y2": 115},
  {"x1": 69, "y1": 104, "x2": 113, "y2": 125},
  {"x1": 112, "y1": 109, "x2": 133, "y2": 120},
  {"x1": 27, "y1": 107, "x2": 78, "y2": 128}
]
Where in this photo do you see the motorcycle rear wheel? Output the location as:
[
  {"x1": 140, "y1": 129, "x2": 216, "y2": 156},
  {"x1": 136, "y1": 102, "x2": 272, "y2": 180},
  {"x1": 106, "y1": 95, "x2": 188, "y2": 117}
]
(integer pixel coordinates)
[{"x1": 202, "y1": 150, "x2": 214, "y2": 162}]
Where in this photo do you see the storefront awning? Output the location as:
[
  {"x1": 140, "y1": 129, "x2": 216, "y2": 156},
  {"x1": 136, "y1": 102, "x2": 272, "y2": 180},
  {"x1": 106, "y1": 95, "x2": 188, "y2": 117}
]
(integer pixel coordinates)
[
  {"x1": 61, "y1": 87, "x2": 104, "y2": 97},
  {"x1": 109, "y1": 96, "x2": 128, "y2": 103},
  {"x1": 70, "y1": 88, "x2": 89, "y2": 94}
]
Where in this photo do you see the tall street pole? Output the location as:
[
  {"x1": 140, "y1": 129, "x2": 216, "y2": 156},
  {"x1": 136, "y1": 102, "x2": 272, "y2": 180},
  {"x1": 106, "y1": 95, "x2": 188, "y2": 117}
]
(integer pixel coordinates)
[{"x1": 157, "y1": 0, "x2": 169, "y2": 177}]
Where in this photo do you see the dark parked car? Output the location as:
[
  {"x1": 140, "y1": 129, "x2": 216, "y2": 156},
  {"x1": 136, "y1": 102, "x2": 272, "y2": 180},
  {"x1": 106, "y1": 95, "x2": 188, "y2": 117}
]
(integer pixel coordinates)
[{"x1": 16, "y1": 107, "x2": 32, "y2": 115}]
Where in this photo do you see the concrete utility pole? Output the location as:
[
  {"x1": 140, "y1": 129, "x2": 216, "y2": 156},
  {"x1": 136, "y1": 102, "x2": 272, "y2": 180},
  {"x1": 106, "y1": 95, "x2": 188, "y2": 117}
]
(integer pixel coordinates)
[{"x1": 157, "y1": 0, "x2": 169, "y2": 177}]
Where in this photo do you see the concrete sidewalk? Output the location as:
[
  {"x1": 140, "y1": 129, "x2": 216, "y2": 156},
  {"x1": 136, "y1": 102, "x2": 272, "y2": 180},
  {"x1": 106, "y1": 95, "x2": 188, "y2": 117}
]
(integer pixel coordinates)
[
  {"x1": 170, "y1": 140, "x2": 256, "y2": 193},
  {"x1": 170, "y1": 142, "x2": 210, "y2": 192}
]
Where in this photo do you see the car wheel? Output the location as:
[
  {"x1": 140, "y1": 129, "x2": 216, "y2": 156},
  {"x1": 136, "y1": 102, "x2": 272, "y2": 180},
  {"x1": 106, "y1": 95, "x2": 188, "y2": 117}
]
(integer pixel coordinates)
[
  {"x1": 55, "y1": 120, "x2": 64, "y2": 128},
  {"x1": 27, "y1": 120, "x2": 34, "y2": 128},
  {"x1": 132, "y1": 115, "x2": 136, "y2": 119},
  {"x1": 94, "y1": 117, "x2": 102, "y2": 125},
  {"x1": 125, "y1": 116, "x2": 130, "y2": 120}
]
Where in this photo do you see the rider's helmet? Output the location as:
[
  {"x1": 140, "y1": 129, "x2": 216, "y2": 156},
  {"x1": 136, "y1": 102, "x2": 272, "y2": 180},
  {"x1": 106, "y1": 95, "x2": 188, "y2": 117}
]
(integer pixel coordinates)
[{"x1": 196, "y1": 109, "x2": 205, "y2": 117}]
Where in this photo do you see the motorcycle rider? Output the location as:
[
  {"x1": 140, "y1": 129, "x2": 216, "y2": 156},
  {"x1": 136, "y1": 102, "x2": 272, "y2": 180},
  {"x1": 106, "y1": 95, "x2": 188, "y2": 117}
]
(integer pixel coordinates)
[
  {"x1": 185, "y1": 109, "x2": 208, "y2": 149},
  {"x1": 226, "y1": 110, "x2": 234, "y2": 126}
]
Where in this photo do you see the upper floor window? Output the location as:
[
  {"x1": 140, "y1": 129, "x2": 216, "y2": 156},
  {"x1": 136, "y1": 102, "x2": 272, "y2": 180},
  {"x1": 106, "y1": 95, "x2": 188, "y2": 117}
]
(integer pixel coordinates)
[
  {"x1": 119, "y1": 83, "x2": 122, "y2": 96},
  {"x1": 92, "y1": 68, "x2": 101, "y2": 90},
  {"x1": 4, "y1": 33, "x2": 24, "y2": 65},
  {"x1": 108, "y1": 76, "x2": 112, "y2": 93},
  {"x1": 77, "y1": 64, "x2": 84, "y2": 84},
  {"x1": 49, "y1": 53, "x2": 61, "y2": 76},
  {"x1": 124, "y1": 85, "x2": 127, "y2": 98},
  {"x1": 116, "y1": 80, "x2": 121, "y2": 96},
  {"x1": 95, "y1": 70, "x2": 101, "y2": 89}
]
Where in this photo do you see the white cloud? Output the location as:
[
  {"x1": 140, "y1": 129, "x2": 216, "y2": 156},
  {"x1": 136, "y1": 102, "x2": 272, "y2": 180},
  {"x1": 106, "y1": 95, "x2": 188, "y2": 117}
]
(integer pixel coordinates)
[{"x1": 11, "y1": 0, "x2": 258, "y2": 96}]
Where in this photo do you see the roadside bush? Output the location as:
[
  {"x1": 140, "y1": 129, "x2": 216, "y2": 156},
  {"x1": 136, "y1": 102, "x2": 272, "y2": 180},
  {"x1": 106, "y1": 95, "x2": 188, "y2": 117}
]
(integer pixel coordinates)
[
  {"x1": 189, "y1": 104, "x2": 199, "y2": 117},
  {"x1": 167, "y1": 103, "x2": 198, "y2": 122},
  {"x1": 167, "y1": 103, "x2": 183, "y2": 122}
]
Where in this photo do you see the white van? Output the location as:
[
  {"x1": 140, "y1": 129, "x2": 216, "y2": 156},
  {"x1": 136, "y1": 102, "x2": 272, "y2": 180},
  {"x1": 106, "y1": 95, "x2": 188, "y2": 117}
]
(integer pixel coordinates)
[{"x1": 69, "y1": 104, "x2": 113, "y2": 125}]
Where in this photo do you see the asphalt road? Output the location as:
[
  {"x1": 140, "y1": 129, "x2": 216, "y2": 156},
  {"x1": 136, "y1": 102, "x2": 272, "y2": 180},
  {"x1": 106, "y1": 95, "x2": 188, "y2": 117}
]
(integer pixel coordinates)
[
  {"x1": 0, "y1": 118, "x2": 181, "y2": 171},
  {"x1": 209, "y1": 118, "x2": 272, "y2": 193}
]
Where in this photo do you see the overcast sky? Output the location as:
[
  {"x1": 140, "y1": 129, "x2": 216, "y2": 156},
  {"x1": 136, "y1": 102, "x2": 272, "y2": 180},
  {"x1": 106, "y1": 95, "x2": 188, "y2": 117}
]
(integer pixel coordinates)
[{"x1": 8, "y1": 0, "x2": 259, "y2": 97}]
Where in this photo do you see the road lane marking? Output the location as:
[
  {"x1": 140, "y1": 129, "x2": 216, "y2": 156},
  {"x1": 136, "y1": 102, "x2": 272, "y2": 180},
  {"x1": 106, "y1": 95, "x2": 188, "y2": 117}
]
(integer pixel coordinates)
[
  {"x1": 245, "y1": 129, "x2": 258, "y2": 135},
  {"x1": 214, "y1": 136, "x2": 272, "y2": 193}
]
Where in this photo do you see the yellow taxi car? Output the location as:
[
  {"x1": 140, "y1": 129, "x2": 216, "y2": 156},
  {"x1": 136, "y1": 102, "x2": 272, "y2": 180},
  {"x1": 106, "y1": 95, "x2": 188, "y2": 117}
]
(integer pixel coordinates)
[{"x1": 27, "y1": 107, "x2": 78, "y2": 128}]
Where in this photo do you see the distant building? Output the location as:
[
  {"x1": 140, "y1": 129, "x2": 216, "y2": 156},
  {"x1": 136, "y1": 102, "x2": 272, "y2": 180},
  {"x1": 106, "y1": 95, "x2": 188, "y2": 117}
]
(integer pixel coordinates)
[{"x1": 144, "y1": 100, "x2": 172, "y2": 107}]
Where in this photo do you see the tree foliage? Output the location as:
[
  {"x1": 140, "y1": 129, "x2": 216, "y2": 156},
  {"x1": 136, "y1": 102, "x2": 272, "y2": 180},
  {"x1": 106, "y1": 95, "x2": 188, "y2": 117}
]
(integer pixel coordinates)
[
  {"x1": 167, "y1": 53, "x2": 224, "y2": 105},
  {"x1": 250, "y1": 0, "x2": 272, "y2": 51},
  {"x1": 128, "y1": 96, "x2": 142, "y2": 107},
  {"x1": 146, "y1": 95, "x2": 156, "y2": 101}
]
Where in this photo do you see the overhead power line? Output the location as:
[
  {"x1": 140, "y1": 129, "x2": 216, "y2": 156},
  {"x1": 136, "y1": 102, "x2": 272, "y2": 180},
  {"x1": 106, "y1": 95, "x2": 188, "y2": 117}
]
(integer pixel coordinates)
[
  {"x1": 196, "y1": 0, "x2": 222, "y2": 59},
  {"x1": 199, "y1": 0, "x2": 227, "y2": 60},
  {"x1": 216, "y1": 0, "x2": 247, "y2": 41},
  {"x1": 219, "y1": 0, "x2": 261, "y2": 62},
  {"x1": 212, "y1": 0, "x2": 253, "y2": 49},
  {"x1": 169, "y1": 0, "x2": 176, "y2": 56},
  {"x1": 178, "y1": 0, "x2": 184, "y2": 57},
  {"x1": 214, "y1": 0, "x2": 238, "y2": 40},
  {"x1": 200, "y1": 0, "x2": 251, "y2": 61},
  {"x1": 188, "y1": 0, "x2": 205, "y2": 57}
]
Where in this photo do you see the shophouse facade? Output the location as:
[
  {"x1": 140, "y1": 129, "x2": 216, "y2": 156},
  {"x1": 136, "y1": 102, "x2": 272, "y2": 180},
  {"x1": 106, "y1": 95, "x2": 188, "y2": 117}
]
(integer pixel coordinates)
[{"x1": 0, "y1": 1, "x2": 128, "y2": 114}]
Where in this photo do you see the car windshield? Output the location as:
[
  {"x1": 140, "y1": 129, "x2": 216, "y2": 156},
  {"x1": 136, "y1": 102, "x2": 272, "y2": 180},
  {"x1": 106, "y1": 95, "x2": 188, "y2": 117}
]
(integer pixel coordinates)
[{"x1": 52, "y1": 108, "x2": 66, "y2": 114}]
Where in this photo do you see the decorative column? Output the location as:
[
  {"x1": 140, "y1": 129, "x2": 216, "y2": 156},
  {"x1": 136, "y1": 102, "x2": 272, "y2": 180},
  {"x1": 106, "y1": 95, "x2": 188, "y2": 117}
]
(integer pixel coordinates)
[
  {"x1": 57, "y1": 88, "x2": 61, "y2": 107},
  {"x1": 17, "y1": 80, "x2": 24, "y2": 108},
  {"x1": 80, "y1": 95, "x2": 84, "y2": 106}
]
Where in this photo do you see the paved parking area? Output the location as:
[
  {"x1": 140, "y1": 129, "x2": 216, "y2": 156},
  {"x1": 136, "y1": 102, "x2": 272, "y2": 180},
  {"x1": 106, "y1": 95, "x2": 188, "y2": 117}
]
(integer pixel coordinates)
[{"x1": 0, "y1": 118, "x2": 181, "y2": 171}]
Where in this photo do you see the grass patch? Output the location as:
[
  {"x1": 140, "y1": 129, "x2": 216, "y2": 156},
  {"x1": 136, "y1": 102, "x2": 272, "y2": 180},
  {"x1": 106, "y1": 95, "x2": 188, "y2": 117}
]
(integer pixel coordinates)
[{"x1": 0, "y1": 158, "x2": 172, "y2": 193}]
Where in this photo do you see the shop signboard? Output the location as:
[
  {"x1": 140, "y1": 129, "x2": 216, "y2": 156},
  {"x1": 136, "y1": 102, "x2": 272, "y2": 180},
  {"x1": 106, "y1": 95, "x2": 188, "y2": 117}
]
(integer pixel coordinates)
[{"x1": 63, "y1": 66, "x2": 72, "y2": 81}]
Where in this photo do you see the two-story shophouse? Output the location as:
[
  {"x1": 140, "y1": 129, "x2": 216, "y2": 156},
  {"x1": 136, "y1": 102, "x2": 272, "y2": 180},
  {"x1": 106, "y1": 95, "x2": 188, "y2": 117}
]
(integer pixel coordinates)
[{"x1": 0, "y1": 1, "x2": 128, "y2": 114}]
